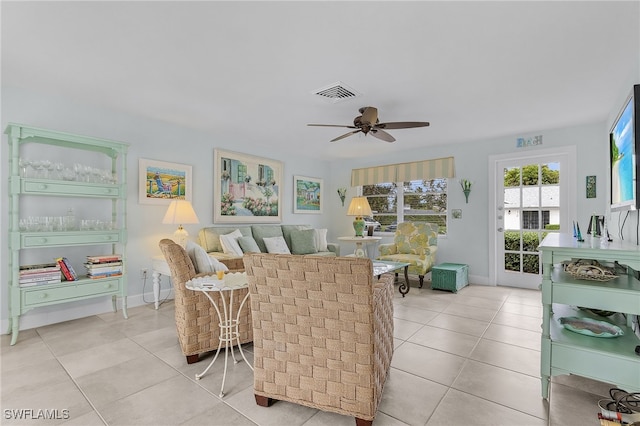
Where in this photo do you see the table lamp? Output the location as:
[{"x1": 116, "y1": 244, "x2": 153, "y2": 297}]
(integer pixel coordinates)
[
  {"x1": 347, "y1": 196, "x2": 372, "y2": 237},
  {"x1": 162, "y1": 200, "x2": 200, "y2": 248}
]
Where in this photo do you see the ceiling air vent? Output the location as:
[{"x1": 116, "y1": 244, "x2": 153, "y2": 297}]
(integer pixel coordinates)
[{"x1": 312, "y1": 82, "x2": 360, "y2": 102}]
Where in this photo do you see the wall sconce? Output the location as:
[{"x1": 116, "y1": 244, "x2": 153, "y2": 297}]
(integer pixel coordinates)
[
  {"x1": 459, "y1": 179, "x2": 472, "y2": 203},
  {"x1": 337, "y1": 188, "x2": 347, "y2": 206}
]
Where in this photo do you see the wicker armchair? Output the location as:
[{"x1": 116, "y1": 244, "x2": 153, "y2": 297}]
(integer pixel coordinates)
[
  {"x1": 243, "y1": 253, "x2": 394, "y2": 426},
  {"x1": 158, "y1": 239, "x2": 252, "y2": 364}
]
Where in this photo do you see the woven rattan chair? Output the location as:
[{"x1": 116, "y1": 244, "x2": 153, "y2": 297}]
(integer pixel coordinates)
[
  {"x1": 243, "y1": 253, "x2": 394, "y2": 426},
  {"x1": 158, "y1": 239, "x2": 252, "y2": 364}
]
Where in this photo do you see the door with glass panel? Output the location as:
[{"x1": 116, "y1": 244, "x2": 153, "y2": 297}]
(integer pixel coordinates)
[{"x1": 495, "y1": 153, "x2": 569, "y2": 289}]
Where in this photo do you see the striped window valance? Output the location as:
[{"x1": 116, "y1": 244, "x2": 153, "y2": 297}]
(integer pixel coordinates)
[{"x1": 351, "y1": 156, "x2": 455, "y2": 186}]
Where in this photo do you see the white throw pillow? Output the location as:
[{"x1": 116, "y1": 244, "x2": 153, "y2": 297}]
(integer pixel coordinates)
[
  {"x1": 263, "y1": 236, "x2": 291, "y2": 254},
  {"x1": 314, "y1": 228, "x2": 328, "y2": 252},
  {"x1": 219, "y1": 229, "x2": 244, "y2": 256},
  {"x1": 185, "y1": 241, "x2": 229, "y2": 273}
]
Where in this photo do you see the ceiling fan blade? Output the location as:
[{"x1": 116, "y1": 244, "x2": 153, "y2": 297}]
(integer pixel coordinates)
[
  {"x1": 360, "y1": 106, "x2": 378, "y2": 125},
  {"x1": 370, "y1": 129, "x2": 395, "y2": 143},
  {"x1": 307, "y1": 124, "x2": 358, "y2": 128},
  {"x1": 376, "y1": 121, "x2": 430, "y2": 130},
  {"x1": 330, "y1": 129, "x2": 362, "y2": 142}
]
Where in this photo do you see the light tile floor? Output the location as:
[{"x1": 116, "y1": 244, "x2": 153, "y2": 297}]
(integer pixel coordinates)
[{"x1": 1, "y1": 282, "x2": 617, "y2": 425}]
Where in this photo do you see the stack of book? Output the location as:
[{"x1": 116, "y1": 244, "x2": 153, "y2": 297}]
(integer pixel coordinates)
[
  {"x1": 85, "y1": 254, "x2": 123, "y2": 279},
  {"x1": 19, "y1": 263, "x2": 62, "y2": 287}
]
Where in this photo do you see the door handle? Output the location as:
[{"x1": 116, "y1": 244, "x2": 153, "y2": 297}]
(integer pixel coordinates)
[{"x1": 497, "y1": 227, "x2": 504, "y2": 232}]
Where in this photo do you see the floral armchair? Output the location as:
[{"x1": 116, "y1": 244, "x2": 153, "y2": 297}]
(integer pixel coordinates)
[{"x1": 376, "y1": 222, "x2": 438, "y2": 288}]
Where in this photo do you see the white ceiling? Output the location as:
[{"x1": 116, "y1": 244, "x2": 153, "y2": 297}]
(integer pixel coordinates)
[{"x1": 2, "y1": 1, "x2": 639, "y2": 160}]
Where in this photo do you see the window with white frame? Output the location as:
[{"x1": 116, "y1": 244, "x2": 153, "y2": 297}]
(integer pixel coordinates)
[{"x1": 362, "y1": 178, "x2": 448, "y2": 234}]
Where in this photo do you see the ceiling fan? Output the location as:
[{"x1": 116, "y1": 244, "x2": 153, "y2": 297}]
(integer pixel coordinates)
[{"x1": 307, "y1": 106, "x2": 430, "y2": 143}]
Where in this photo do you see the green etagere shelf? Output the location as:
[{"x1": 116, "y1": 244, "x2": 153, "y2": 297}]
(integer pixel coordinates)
[{"x1": 5, "y1": 123, "x2": 129, "y2": 345}]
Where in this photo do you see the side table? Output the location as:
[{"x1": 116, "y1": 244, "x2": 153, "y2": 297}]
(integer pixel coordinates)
[
  {"x1": 151, "y1": 255, "x2": 171, "y2": 310},
  {"x1": 338, "y1": 236, "x2": 382, "y2": 258},
  {"x1": 185, "y1": 273, "x2": 253, "y2": 398}
]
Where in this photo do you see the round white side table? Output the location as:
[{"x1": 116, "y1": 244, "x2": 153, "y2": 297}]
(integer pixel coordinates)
[
  {"x1": 337, "y1": 236, "x2": 382, "y2": 257},
  {"x1": 185, "y1": 272, "x2": 253, "y2": 397}
]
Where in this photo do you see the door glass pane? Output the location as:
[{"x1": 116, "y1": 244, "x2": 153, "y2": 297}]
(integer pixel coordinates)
[
  {"x1": 522, "y1": 164, "x2": 539, "y2": 185},
  {"x1": 505, "y1": 209, "x2": 520, "y2": 230},
  {"x1": 504, "y1": 167, "x2": 520, "y2": 187},
  {"x1": 504, "y1": 187, "x2": 521, "y2": 208},
  {"x1": 541, "y1": 186, "x2": 559, "y2": 207},
  {"x1": 522, "y1": 230, "x2": 539, "y2": 251},
  {"x1": 504, "y1": 231, "x2": 520, "y2": 250},
  {"x1": 523, "y1": 253, "x2": 540, "y2": 274},
  {"x1": 505, "y1": 253, "x2": 520, "y2": 272},
  {"x1": 542, "y1": 163, "x2": 560, "y2": 184},
  {"x1": 522, "y1": 187, "x2": 539, "y2": 207}
]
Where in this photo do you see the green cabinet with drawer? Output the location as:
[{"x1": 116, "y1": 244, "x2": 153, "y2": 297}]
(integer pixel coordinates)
[{"x1": 5, "y1": 123, "x2": 129, "y2": 345}]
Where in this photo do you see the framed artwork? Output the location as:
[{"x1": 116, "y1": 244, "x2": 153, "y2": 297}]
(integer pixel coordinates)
[
  {"x1": 293, "y1": 175, "x2": 323, "y2": 214},
  {"x1": 214, "y1": 149, "x2": 283, "y2": 223},
  {"x1": 139, "y1": 158, "x2": 192, "y2": 205},
  {"x1": 452, "y1": 209, "x2": 462, "y2": 219},
  {"x1": 586, "y1": 175, "x2": 596, "y2": 199}
]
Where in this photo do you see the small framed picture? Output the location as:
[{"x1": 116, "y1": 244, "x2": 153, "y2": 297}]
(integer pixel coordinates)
[
  {"x1": 139, "y1": 158, "x2": 192, "y2": 205},
  {"x1": 293, "y1": 175, "x2": 323, "y2": 214},
  {"x1": 586, "y1": 175, "x2": 596, "y2": 199},
  {"x1": 452, "y1": 209, "x2": 462, "y2": 219}
]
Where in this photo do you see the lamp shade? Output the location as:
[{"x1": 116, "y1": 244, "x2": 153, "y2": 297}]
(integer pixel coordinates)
[
  {"x1": 162, "y1": 200, "x2": 199, "y2": 248},
  {"x1": 162, "y1": 200, "x2": 200, "y2": 225},
  {"x1": 347, "y1": 197, "x2": 372, "y2": 217}
]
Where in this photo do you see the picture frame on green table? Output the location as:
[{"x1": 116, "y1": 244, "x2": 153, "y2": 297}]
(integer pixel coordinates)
[
  {"x1": 139, "y1": 158, "x2": 192, "y2": 205},
  {"x1": 214, "y1": 149, "x2": 283, "y2": 223},
  {"x1": 294, "y1": 175, "x2": 323, "y2": 214}
]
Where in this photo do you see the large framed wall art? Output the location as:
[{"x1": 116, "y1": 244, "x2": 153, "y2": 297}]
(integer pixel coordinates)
[
  {"x1": 214, "y1": 149, "x2": 283, "y2": 223},
  {"x1": 139, "y1": 158, "x2": 192, "y2": 205},
  {"x1": 293, "y1": 175, "x2": 323, "y2": 214}
]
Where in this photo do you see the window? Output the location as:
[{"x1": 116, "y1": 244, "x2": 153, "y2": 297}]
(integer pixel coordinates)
[
  {"x1": 362, "y1": 178, "x2": 448, "y2": 234},
  {"x1": 522, "y1": 210, "x2": 550, "y2": 230}
]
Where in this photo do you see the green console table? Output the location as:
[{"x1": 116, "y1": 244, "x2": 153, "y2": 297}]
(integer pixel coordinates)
[
  {"x1": 5, "y1": 123, "x2": 129, "y2": 345},
  {"x1": 538, "y1": 233, "x2": 640, "y2": 399}
]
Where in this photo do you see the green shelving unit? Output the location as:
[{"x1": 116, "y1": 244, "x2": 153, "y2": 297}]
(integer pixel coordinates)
[{"x1": 5, "y1": 123, "x2": 129, "y2": 345}]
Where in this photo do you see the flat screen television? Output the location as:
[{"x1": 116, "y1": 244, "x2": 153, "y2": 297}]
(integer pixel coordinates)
[{"x1": 610, "y1": 84, "x2": 639, "y2": 212}]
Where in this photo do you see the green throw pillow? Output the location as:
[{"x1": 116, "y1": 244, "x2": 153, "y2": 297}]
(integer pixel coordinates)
[
  {"x1": 238, "y1": 236, "x2": 261, "y2": 253},
  {"x1": 290, "y1": 229, "x2": 318, "y2": 255}
]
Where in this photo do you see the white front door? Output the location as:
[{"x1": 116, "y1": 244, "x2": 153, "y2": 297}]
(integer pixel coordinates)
[{"x1": 489, "y1": 147, "x2": 576, "y2": 289}]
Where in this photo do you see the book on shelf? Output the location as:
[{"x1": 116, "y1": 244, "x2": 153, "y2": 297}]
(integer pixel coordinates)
[
  {"x1": 84, "y1": 261, "x2": 122, "y2": 268},
  {"x1": 85, "y1": 264, "x2": 122, "y2": 275},
  {"x1": 86, "y1": 254, "x2": 122, "y2": 264},
  {"x1": 56, "y1": 257, "x2": 78, "y2": 281},
  {"x1": 20, "y1": 278, "x2": 62, "y2": 287},
  {"x1": 19, "y1": 263, "x2": 60, "y2": 275},
  {"x1": 19, "y1": 271, "x2": 62, "y2": 284},
  {"x1": 89, "y1": 272, "x2": 122, "y2": 279}
]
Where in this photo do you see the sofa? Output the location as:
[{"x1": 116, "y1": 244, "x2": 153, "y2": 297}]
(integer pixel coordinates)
[
  {"x1": 198, "y1": 224, "x2": 340, "y2": 266},
  {"x1": 243, "y1": 253, "x2": 394, "y2": 426}
]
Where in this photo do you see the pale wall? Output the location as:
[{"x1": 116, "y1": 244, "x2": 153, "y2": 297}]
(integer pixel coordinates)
[{"x1": 2, "y1": 75, "x2": 640, "y2": 331}]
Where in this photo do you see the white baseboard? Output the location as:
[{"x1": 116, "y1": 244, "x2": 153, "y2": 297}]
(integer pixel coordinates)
[{"x1": 0, "y1": 288, "x2": 174, "y2": 336}]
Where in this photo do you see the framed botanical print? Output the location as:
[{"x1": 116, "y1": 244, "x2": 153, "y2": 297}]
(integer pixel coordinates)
[
  {"x1": 213, "y1": 149, "x2": 283, "y2": 223},
  {"x1": 293, "y1": 175, "x2": 323, "y2": 214},
  {"x1": 139, "y1": 158, "x2": 192, "y2": 205}
]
